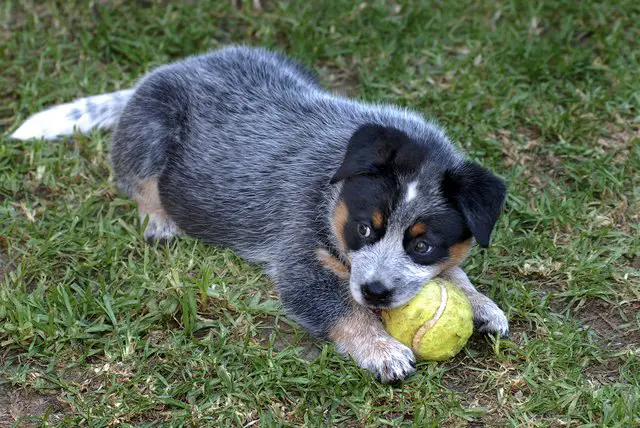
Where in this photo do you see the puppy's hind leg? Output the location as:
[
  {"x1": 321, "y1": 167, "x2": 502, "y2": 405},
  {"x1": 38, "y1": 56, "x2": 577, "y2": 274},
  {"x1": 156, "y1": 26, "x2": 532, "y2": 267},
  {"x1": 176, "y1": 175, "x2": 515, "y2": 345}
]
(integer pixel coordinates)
[
  {"x1": 133, "y1": 178, "x2": 180, "y2": 243},
  {"x1": 109, "y1": 86, "x2": 181, "y2": 244}
]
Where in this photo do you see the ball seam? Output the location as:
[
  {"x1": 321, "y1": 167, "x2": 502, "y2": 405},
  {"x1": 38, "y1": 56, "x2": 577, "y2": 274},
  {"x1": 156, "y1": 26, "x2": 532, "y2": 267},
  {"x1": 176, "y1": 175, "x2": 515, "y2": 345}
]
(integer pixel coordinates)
[{"x1": 411, "y1": 281, "x2": 448, "y2": 353}]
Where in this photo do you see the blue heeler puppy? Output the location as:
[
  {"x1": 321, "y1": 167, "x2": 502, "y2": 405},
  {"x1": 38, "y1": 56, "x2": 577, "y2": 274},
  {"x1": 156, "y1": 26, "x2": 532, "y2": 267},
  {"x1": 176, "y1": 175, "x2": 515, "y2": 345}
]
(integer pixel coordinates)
[{"x1": 11, "y1": 46, "x2": 508, "y2": 383}]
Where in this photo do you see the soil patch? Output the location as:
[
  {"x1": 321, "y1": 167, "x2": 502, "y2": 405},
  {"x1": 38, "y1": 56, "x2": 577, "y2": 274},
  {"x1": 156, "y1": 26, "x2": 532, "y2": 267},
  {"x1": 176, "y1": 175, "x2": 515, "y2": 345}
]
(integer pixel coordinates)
[
  {"x1": 573, "y1": 298, "x2": 640, "y2": 350},
  {"x1": 496, "y1": 128, "x2": 563, "y2": 189},
  {"x1": 0, "y1": 383, "x2": 71, "y2": 427},
  {"x1": 597, "y1": 126, "x2": 638, "y2": 164}
]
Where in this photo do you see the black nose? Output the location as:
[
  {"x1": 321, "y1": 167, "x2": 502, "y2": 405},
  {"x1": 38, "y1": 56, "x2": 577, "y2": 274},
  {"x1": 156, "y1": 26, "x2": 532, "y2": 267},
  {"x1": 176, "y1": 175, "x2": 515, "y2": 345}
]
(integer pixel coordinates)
[{"x1": 361, "y1": 281, "x2": 392, "y2": 305}]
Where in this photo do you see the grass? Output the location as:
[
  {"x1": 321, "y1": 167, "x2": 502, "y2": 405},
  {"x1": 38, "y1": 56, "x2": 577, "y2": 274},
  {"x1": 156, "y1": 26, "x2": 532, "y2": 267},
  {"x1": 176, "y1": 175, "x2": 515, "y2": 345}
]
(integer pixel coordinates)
[{"x1": 1, "y1": 0, "x2": 639, "y2": 426}]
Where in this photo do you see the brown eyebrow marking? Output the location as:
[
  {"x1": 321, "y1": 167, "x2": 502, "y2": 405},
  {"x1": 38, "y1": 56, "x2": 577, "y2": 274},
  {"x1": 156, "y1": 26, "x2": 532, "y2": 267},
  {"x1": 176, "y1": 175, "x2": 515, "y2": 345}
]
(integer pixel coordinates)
[
  {"x1": 371, "y1": 210, "x2": 384, "y2": 229},
  {"x1": 409, "y1": 222, "x2": 428, "y2": 238}
]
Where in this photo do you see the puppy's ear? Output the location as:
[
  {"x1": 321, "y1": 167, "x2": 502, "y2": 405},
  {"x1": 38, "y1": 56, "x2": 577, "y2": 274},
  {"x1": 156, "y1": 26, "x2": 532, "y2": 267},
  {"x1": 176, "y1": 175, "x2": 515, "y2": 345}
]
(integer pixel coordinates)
[
  {"x1": 442, "y1": 161, "x2": 506, "y2": 248},
  {"x1": 330, "y1": 124, "x2": 424, "y2": 183}
]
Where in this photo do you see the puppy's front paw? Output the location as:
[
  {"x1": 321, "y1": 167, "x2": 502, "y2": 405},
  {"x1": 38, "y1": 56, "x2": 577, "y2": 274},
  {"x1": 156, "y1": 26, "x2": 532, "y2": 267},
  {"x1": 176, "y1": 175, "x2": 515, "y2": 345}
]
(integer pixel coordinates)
[
  {"x1": 355, "y1": 337, "x2": 416, "y2": 383},
  {"x1": 473, "y1": 299, "x2": 509, "y2": 339},
  {"x1": 329, "y1": 308, "x2": 416, "y2": 383}
]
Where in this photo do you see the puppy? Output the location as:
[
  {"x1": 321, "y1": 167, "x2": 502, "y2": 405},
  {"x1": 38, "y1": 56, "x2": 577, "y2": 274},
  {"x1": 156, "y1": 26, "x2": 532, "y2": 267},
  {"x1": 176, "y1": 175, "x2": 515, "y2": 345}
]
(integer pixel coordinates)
[{"x1": 11, "y1": 46, "x2": 508, "y2": 383}]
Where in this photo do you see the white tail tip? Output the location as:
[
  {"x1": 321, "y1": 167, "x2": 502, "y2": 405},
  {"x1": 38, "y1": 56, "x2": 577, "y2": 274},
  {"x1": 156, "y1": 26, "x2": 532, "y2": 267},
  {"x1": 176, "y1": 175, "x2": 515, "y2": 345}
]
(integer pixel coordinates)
[
  {"x1": 11, "y1": 104, "x2": 83, "y2": 140},
  {"x1": 10, "y1": 89, "x2": 134, "y2": 140}
]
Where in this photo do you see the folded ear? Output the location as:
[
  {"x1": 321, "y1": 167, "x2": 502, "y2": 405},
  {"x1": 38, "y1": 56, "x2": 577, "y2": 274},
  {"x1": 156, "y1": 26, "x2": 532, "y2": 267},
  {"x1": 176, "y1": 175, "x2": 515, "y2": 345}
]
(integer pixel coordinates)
[
  {"x1": 442, "y1": 161, "x2": 507, "y2": 247},
  {"x1": 330, "y1": 124, "x2": 424, "y2": 183}
]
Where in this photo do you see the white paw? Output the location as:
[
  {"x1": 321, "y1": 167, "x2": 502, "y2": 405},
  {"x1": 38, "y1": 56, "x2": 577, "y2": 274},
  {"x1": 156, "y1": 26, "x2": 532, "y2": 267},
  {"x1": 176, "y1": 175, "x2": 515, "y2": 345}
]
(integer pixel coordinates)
[
  {"x1": 142, "y1": 214, "x2": 180, "y2": 243},
  {"x1": 473, "y1": 298, "x2": 509, "y2": 338},
  {"x1": 355, "y1": 337, "x2": 416, "y2": 383}
]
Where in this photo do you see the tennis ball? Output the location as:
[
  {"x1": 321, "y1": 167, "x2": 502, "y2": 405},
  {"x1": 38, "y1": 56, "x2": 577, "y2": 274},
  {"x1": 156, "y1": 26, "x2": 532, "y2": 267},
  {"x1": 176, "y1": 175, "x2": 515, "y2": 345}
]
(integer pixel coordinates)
[{"x1": 381, "y1": 278, "x2": 473, "y2": 361}]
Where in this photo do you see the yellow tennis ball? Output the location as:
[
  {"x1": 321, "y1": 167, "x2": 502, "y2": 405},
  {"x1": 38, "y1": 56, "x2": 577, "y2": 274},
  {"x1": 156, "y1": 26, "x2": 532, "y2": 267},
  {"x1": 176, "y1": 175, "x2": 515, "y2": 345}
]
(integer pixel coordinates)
[{"x1": 381, "y1": 278, "x2": 473, "y2": 361}]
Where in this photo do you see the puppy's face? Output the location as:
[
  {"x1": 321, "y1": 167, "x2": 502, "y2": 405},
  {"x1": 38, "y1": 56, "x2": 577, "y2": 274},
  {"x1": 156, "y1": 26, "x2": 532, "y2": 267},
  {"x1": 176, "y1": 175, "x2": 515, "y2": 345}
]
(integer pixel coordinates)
[{"x1": 330, "y1": 124, "x2": 506, "y2": 309}]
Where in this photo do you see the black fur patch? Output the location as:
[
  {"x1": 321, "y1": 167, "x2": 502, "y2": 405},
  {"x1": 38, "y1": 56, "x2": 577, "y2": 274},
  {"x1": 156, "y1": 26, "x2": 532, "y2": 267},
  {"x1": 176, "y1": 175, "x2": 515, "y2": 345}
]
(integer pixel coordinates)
[
  {"x1": 442, "y1": 161, "x2": 506, "y2": 247},
  {"x1": 403, "y1": 209, "x2": 471, "y2": 265},
  {"x1": 339, "y1": 174, "x2": 399, "y2": 252},
  {"x1": 330, "y1": 124, "x2": 426, "y2": 183}
]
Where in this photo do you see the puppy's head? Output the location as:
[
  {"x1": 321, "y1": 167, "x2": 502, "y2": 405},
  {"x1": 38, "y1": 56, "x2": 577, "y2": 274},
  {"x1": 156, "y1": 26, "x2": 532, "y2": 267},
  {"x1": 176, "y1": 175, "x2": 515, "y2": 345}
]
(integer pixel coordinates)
[{"x1": 330, "y1": 124, "x2": 506, "y2": 309}]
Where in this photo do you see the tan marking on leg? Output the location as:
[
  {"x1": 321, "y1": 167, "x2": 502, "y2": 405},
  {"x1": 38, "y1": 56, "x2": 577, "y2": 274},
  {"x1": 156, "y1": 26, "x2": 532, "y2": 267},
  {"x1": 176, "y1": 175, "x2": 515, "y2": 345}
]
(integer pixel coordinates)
[
  {"x1": 329, "y1": 306, "x2": 387, "y2": 355},
  {"x1": 315, "y1": 248, "x2": 350, "y2": 280},
  {"x1": 329, "y1": 305, "x2": 416, "y2": 383},
  {"x1": 409, "y1": 222, "x2": 428, "y2": 238},
  {"x1": 332, "y1": 200, "x2": 349, "y2": 256},
  {"x1": 134, "y1": 178, "x2": 166, "y2": 218},
  {"x1": 133, "y1": 178, "x2": 179, "y2": 241},
  {"x1": 371, "y1": 210, "x2": 384, "y2": 229}
]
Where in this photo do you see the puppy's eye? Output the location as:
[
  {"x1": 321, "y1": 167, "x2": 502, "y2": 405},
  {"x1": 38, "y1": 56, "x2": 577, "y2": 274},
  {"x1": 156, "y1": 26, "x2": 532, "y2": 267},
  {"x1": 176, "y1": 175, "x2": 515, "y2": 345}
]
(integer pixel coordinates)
[
  {"x1": 415, "y1": 241, "x2": 433, "y2": 255},
  {"x1": 358, "y1": 224, "x2": 371, "y2": 238}
]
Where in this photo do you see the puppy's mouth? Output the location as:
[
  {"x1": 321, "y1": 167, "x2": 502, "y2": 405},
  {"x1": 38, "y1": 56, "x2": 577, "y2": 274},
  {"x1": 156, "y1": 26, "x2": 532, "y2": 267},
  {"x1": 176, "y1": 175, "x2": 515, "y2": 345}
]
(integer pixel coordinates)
[{"x1": 371, "y1": 308, "x2": 383, "y2": 319}]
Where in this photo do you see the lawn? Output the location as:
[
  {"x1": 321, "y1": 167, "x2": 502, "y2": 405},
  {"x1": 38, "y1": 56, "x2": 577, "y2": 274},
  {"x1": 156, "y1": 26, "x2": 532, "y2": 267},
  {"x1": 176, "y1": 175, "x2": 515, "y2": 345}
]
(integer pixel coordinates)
[{"x1": 1, "y1": 0, "x2": 639, "y2": 426}]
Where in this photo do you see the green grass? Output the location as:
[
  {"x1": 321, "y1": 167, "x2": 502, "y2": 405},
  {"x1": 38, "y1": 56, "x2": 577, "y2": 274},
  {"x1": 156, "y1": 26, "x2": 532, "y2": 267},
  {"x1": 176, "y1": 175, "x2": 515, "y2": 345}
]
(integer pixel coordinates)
[{"x1": 1, "y1": 0, "x2": 639, "y2": 426}]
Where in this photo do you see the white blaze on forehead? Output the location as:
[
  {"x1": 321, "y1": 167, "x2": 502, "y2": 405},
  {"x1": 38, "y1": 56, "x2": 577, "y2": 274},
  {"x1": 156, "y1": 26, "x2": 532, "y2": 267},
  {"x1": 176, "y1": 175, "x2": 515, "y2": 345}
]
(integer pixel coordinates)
[{"x1": 405, "y1": 181, "x2": 419, "y2": 202}]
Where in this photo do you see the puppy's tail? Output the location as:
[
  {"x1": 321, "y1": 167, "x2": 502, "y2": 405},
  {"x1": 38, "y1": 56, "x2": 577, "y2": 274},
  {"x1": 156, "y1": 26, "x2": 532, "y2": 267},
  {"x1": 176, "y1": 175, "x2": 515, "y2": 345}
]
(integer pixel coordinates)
[{"x1": 10, "y1": 89, "x2": 134, "y2": 140}]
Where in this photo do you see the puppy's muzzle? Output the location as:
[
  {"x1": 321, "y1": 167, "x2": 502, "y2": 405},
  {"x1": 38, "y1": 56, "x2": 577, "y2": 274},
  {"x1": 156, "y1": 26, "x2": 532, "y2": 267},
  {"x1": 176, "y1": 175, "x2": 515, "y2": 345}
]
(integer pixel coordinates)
[{"x1": 361, "y1": 281, "x2": 394, "y2": 306}]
